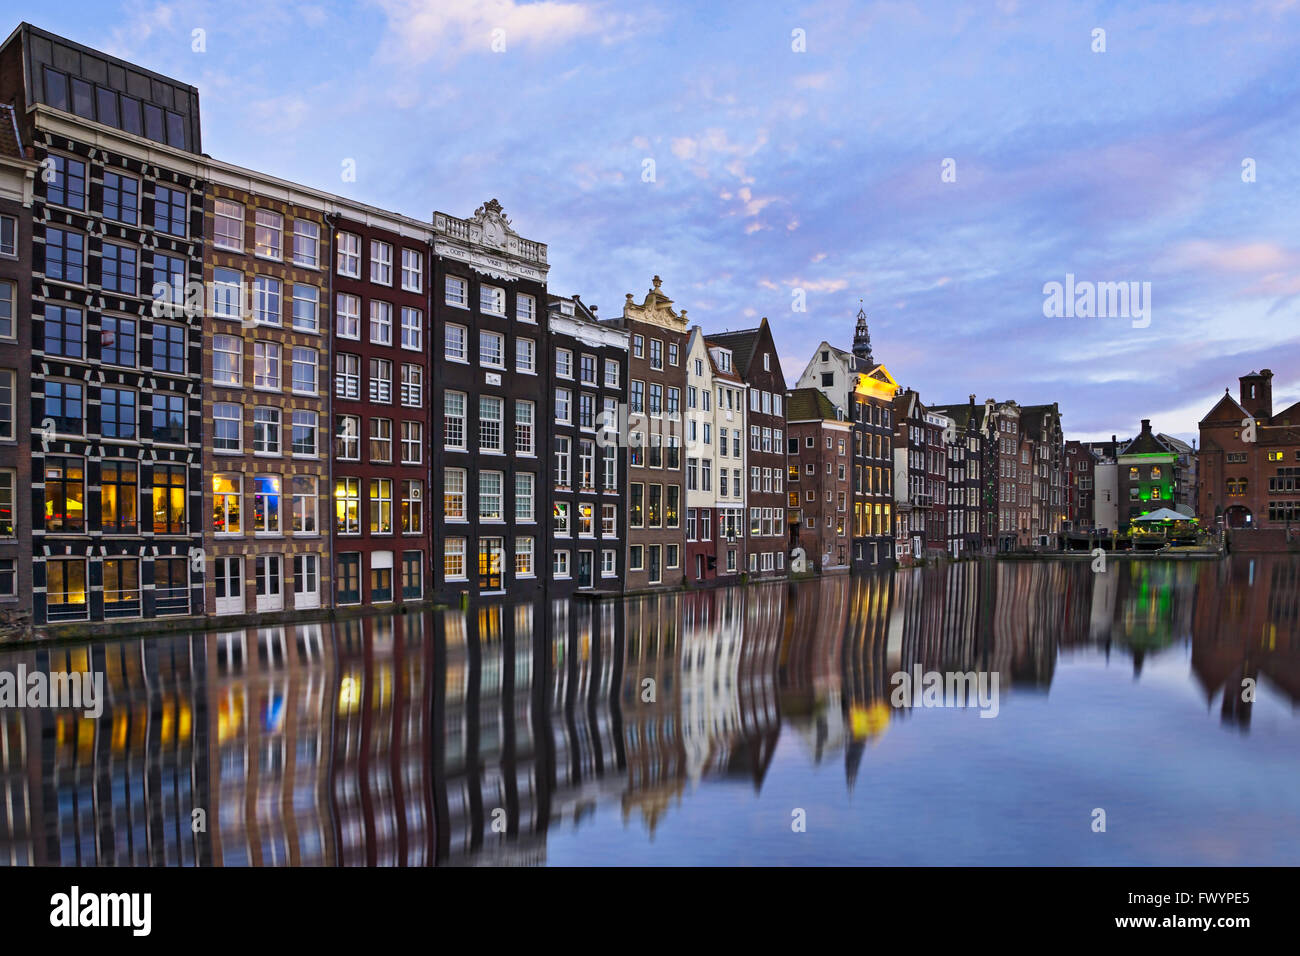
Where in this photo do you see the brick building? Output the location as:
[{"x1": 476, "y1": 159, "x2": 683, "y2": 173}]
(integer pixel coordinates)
[
  {"x1": 786, "y1": 387, "x2": 851, "y2": 571},
  {"x1": 708, "y1": 317, "x2": 787, "y2": 579},
  {"x1": 602, "y1": 276, "x2": 687, "y2": 591}
]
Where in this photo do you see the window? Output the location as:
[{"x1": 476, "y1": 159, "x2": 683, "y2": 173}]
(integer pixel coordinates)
[
  {"x1": 213, "y1": 199, "x2": 243, "y2": 250},
  {"x1": 556, "y1": 349, "x2": 573, "y2": 378},
  {"x1": 336, "y1": 292, "x2": 361, "y2": 339},
  {"x1": 602, "y1": 503, "x2": 617, "y2": 536},
  {"x1": 479, "y1": 396, "x2": 503, "y2": 452},
  {"x1": 579, "y1": 393, "x2": 595, "y2": 429},
  {"x1": 44, "y1": 305, "x2": 83, "y2": 358},
  {"x1": 631, "y1": 484, "x2": 644, "y2": 527},
  {"x1": 369, "y1": 418, "x2": 392, "y2": 462},
  {"x1": 650, "y1": 339, "x2": 663, "y2": 370},
  {"x1": 46, "y1": 559, "x2": 88, "y2": 619},
  {"x1": 370, "y1": 240, "x2": 393, "y2": 284},
  {"x1": 604, "y1": 359, "x2": 620, "y2": 387},
  {"x1": 45, "y1": 381, "x2": 84, "y2": 435},
  {"x1": 369, "y1": 478, "x2": 393, "y2": 533},
  {"x1": 555, "y1": 437, "x2": 571, "y2": 488},
  {"x1": 445, "y1": 275, "x2": 467, "y2": 307},
  {"x1": 211, "y1": 268, "x2": 243, "y2": 322},
  {"x1": 445, "y1": 323, "x2": 467, "y2": 361},
  {"x1": 479, "y1": 472, "x2": 504, "y2": 520},
  {"x1": 292, "y1": 410, "x2": 317, "y2": 457},
  {"x1": 515, "y1": 538, "x2": 534, "y2": 576},
  {"x1": 101, "y1": 243, "x2": 137, "y2": 294},
  {"x1": 369, "y1": 358, "x2": 392, "y2": 403},
  {"x1": 254, "y1": 208, "x2": 283, "y2": 258},
  {"x1": 602, "y1": 550, "x2": 617, "y2": 577},
  {"x1": 337, "y1": 232, "x2": 361, "y2": 277},
  {"x1": 0, "y1": 471, "x2": 13, "y2": 538},
  {"x1": 445, "y1": 469, "x2": 467, "y2": 520},
  {"x1": 516, "y1": 337, "x2": 536, "y2": 372},
  {"x1": 102, "y1": 172, "x2": 139, "y2": 226},
  {"x1": 401, "y1": 421, "x2": 422, "y2": 464},
  {"x1": 480, "y1": 284, "x2": 505, "y2": 315},
  {"x1": 401, "y1": 307, "x2": 422, "y2": 350},
  {"x1": 153, "y1": 323, "x2": 187, "y2": 375},
  {"x1": 335, "y1": 477, "x2": 361, "y2": 534},
  {"x1": 480, "y1": 331, "x2": 504, "y2": 367},
  {"x1": 152, "y1": 464, "x2": 186, "y2": 535},
  {"x1": 252, "y1": 276, "x2": 284, "y2": 328},
  {"x1": 253, "y1": 341, "x2": 281, "y2": 389},
  {"x1": 46, "y1": 155, "x2": 86, "y2": 210},
  {"x1": 603, "y1": 445, "x2": 617, "y2": 490},
  {"x1": 370, "y1": 300, "x2": 392, "y2": 345},
  {"x1": 0, "y1": 280, "x2": 12, "y2": 339},
  {"x1": 335, "y1": 353, "x2": 360, "y2": 399},
  {"x1": 253, "y1": 406, "x2": 281, "y2": 454},
  {"x1": 401, "y1": 480, "x2": 423, "y2": 534},
  {"x1": 632, "y1": 335, "x2": 644, "y2": 359},
  {"x1": 629, "y1": 545, "x2": 643, "y2": 571},
  {"x1": 292, "y1": 347, "x2": 319, "y2": 395},
  {"x1": 580, "y1": 354, "x2": 597, "y2": 384},
  {"x1": 100, "y1": 461, "x2": 139, "y2": 534},
  {"x1": 555, "y1": 388, "x2": 571, "y2": 423},
  {"x1": 400, "y1": 248, "x2": 423, "y2": 291},
  {"x1": 578, "y1": 502, "x2": 594, "y2": 536},
  {"x1": 516, "y1": 400, "x2": 535, "y2": 455},
  {"x1": 154, "y1": 185, "x2": 189, "y2": 237},
  {"x1": 214, "y1": 334, "x2": 242, "y2": 386},
  {"x1": 44, "y1": 458, "x2": 86, "y2": 532},
  {"x1": 444, "y1": 392, "x2": 466, "y2": 449},
  {"x1": 517, "y1": 293, "x2": 536, "y2": 322},
  {"x1": 152, "y1": 254, "x2": 185, "y2": 305},
  {"x1": 554, "y1": 502, "x2": 570, "y2": 535},
  {"x1": 335, "y1": 414, "x2": 360, "y2": 460},
  {"x1": 516, "y1": 473, "x2": 535, "y2": 521},
  {"x1": 292, "y1": 284, "x2": 319, "y2": 332},
  {"x1": 553, "y1": 550, "x2": 570, "y2": 578},
  {"x1": 212, "y1": 474, "x2": 242, "y2": 535},
  {"x1": 401, "y1": 364, "x2": 423, "y2": 407},
  {"x1": 0, "y1": 372, "x2": 12, "y2": 440},
  {"x1": 99, "y1": 386, "x2": 136, "y2": 440},
  {"x1": 293, "y1": 219, "x2": 320, "y2": 267},
  {"x1": 444, "y1": 539, "x2": 467, "y2": 580},
  {"x1": 45, "y1": 227, "x2": 85, "y2": 283},
  {"x1": 214, "y1": 403, "x2": 242, "y2": 452}
]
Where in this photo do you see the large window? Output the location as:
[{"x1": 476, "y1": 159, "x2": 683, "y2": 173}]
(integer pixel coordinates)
[
  {"x1": 213, "y1": 334, "x2": 242, "y2": 386},
  {"x1": 152, "y1": 464, "x2": 186, "y2": 534},
  {"x1": 292, "y1": 476, "x2": 318, "y2": 534},
  {"x1": 0, "y1": 471, "x2": 13, "y2": 537},
  {"x1": 401, "y1": 307, "x2": 422, "y2": 350},
  {"x1": 103, "y1": 172, "x2": 139, "y2": 225},
  {"x1": 0, "y1": 280, "x2": 13, "y2": 339},
  {"x1": 479, "y1": 472, "x2": 503, "y2": 520},
  {"x1": 254, "y1": 341, "x2": 281, "y2": 390},
  {"x1": 253, "y1": 475, "x2": 282, "y2": 534},
  {"x1": 254, "y1": 208, "x2": 282, "y2": 258},
  {"x1": 401, "y1": 248, "x2": 423, "y2": 292},
  {"x1": 44, "y1": 305, "x2": 83, "y2": 358},
  {"x1": 401, "y1": 364, "x2": 423, "y2": 407},
  {"x1": 253, "y1": 276, "x2": 281, "y2": 326},
  {"x1": 214, "y1": 403, "x2": 242, "y2": 451},
  {"x1": 369, "y1": 478, "x2": 393, "y2": 534},
  {"x1": 335, "y1": 353, "x2": 360, "y2": 399},
  {"x1": 100, "y1": 461, "x2": 138, "y2": 534},
  {"x1": 336, "y1": 232, "x2": 360, "y2": 277},
  {"x1": 292, "y1": 346, "x2": 318, "y2": 394},
  {"x1": 253, "y1": 406, "x2": 281, "y2": 454},
  {"x1": 292, "y1": 410, "x2": 317, "y2": 457},
  {"x1": 213, "y1": 199, "x2": 243, "y2": 250},
  {"x1": 45, "y1": 559, "x2": 88, "y2": 620},
  {"x1": 99, "y1": 386, "x2": 136, "y2": 440},
  {"x1": 401, "y1": 421, "x2": 422, "y2": 464},
  {"x1": 45, "y1": 228, "x2": 84, "y2": 283},
  {"x1": 444, "y1": 469, "x2": 466, "y2": 520},
  {"x1": 370, "y1": 240, "x2": 393, "y2": 284},
  {"x1": 101, "y1": 243, "x2": 137, "y2": 294},
  {"x1": 479, "y1": 396, "x2": 503, "y2": 452},
  {"x1": 335, "y1": 414, "x2": 360, "y2": 460},
  {"x1": 292, "y1": 284, "x2": 319, "y2": 332},
  {"x1": 213, "y1": 474, "x2": 242, "y2": 535},
  {"x1": 45, "y1": 381, "x2": 84, "y2": 435},
  {"x1": 293, "y1": 219, "x2": 320, "y2": 267},
  {"x1": 369, "y1": 358, "x2": 392, "y2": 403},
  {"x1": 401, "y1": 480, "x2": 422, "y2": 534},
  {"x1": 152, "y1": 322, "x2": 187, "y2": 374},
  {"x1": 44, "y1": 458, "x2": 86, "y2": 532},
  {"x1": 154, "y1": 185, "x2": 188, "y2": 236},
  {"x1": 444, "y1": 391, "x2": 466, "y2": 449},
  {"x1": 46, "y1": 155, "x2": 86, "y2": 210},
  {"x1": 369, "y1": 418, "x2": 392, "y2": 462},
  {"x1": 151, "y1": 393, "x2": 186, "y2": 444},
  {"x1": 515, "y1": 400, "x2": 534, "y2": 455},
  {"x1": 335, "y1": 477, "x2": 360, "y2": 534},
  {"x1": 370, "y1": 300, "x2": 392, "y2": 345}
]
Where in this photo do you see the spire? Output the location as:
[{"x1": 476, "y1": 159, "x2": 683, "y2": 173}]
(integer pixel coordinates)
[{"x1": 852, "y1": 300, "x2": 873, "y2": 365}]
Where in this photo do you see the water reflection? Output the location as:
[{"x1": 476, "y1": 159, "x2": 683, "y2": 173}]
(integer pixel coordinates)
[{"x1": 1, "y1": 556, "x2": 1296, "y2": 866}]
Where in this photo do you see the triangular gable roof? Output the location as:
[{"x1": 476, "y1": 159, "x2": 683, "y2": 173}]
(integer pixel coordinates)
[
  {"x1": 1199, "y1": 391, "x2": 1250, "y2": 426},
  {"x1": 708, "y1": 317, "x2": 782, "y2": 385},
  {"x1": 786, "y1": 387, "x2": 840, "y2": 422},
  {"x1": 1120, "y1": 430, "x2": 1176, "y2": 457}
]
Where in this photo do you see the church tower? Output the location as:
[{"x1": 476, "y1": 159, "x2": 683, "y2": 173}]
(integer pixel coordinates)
[{"x1": 852, "y1": 302, "x2": 873, "y2": 365}]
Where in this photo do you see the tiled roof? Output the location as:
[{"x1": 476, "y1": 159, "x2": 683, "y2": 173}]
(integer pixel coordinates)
[
  {"x1": 786, "y1": 387, "x2": 838, "y2": 421},
  {"x1": 0, "y1": 104, "x2": 24, "y2": 160},
  {"x1": 707, "y1": 327, "x2": 761, "y2": 376}
]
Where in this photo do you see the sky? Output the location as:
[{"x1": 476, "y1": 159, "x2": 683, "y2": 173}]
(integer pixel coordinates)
[{"x1": 8, "y1": 0, "x2": 1300, "y2": 443}]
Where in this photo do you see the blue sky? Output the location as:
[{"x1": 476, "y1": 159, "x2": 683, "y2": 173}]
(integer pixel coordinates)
[{"x1": 10, "y1": 0, "x2": 1300, "y2": 442}]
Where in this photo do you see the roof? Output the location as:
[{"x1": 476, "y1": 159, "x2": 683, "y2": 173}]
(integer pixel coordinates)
[
  {"x1": 1120, "y1": 429, "x2": 1176, "y2": 457},
  {"x1": 785, "y1": 387, "x2": 839, "y2": 422},
  {"x1": 0, "y1": 104, "x2": 24, "y2": 160},
  {"x1": 707, "y1": 327, "x2": 761, "y2": 376}
]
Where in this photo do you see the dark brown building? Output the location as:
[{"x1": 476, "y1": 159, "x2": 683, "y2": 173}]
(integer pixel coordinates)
[
  {"x1": 0, "y1": 102, "x2": 35, "y2": 623},
  {"x1": 330, "y1": 213, "x2": 431, "y2": 607},
  {"x1": 786, "y1": 387, "x2": 852, "y2": 570},
  {"x1": 602, "y1": 276, "x2": 687, "y2": 591}
]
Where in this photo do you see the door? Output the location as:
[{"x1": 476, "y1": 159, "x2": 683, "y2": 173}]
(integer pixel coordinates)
[
  {"x1": 648, "y1": 544, "x2": 661, "y2": 584},
  {"x1": 695, "y1": 554, "x2": 704, "y2": 579},
  {"x1": 578, "y1": 550, "x2": 593, "y2": 589},
  {"x1": 478, "y1": 538, "x2": 504, "y2": 591},
  {"x1": 256, "y1": 554, "x2": 284, "y2": 612},
  {"x1": 294, "y1": 554, "x2": 320, "y2": 610},
  {"x1": 214, "y1": 556, "x2": 245, "y2": 615}
]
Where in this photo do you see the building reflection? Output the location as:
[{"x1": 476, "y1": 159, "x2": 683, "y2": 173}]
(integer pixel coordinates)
[{"x1": 0, "y1": 554, "x2": 1295, "y2": 865}]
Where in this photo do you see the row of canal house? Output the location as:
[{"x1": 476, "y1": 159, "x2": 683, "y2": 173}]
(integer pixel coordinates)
[{"x1": 0, "y1": 24, "x2": 804, "y2": 626}]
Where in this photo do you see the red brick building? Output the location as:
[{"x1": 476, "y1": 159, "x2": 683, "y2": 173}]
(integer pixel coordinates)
[{"x1": 785, "y1": 387, "x2": 851, "y2": 571}]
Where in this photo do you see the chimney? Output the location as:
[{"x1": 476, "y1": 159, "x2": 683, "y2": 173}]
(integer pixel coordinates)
[
  {"x1": 1140, "y1": 419, "x2": 1152, "y2": 435},
  {"x1": 1239, "y1": 368, "x2": 1273, "y2": 420}
]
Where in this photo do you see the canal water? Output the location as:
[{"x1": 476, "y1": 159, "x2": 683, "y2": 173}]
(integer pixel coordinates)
[{"x1": 0, "y1": 556, "x2": 1296, "y2": 866}]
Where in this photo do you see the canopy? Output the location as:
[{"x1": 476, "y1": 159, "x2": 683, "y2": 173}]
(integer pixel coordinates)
[{"x1": 1133, "y1": 507, "x2": 1191, "y2": 522}]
